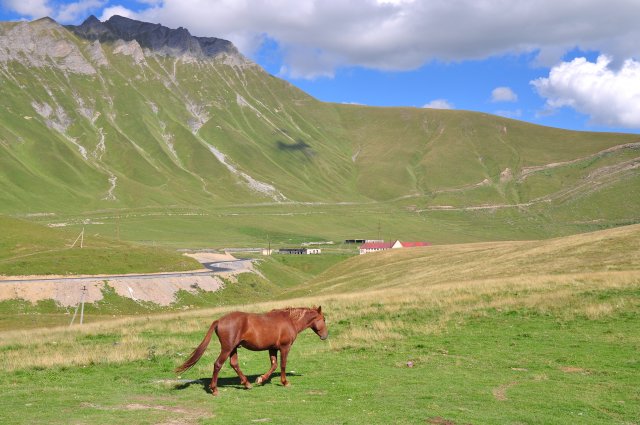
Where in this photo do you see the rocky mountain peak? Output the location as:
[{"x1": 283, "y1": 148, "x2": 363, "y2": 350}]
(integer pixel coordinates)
[
  {"x1": 71, "y1": 14, "x2": 111, "y2": 39},
  {"x1": 67, "y1": 15, "x2": 240, "y2": 60},
  {"x1": 0, "y1": 16, "x2": 97, "y2": 74},
  {"x1": 81, "y1": 14, "x2": 101, "y2": 26}
]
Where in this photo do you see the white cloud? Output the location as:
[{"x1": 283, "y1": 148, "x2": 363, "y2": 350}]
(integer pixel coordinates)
[
  {"x1": 277, "y1": 46, "x2": 343, "y2": 79},
  {"x1": 125, "y1": 0, "x2": 640, "y2": 78},
  {"x1": 99, "y1": 5, "x2": 136, "y2": 21},
  {"x1": 2, "y1": 0, "x2": 105, "y2": 22},
  {"x1": 9, "y1": 0, "x2": 640, "y2": 80},
  {"x1": 491, "y1": 87, "x2": 518, "y2": 103},
  {"x1": 2, "y1": 0, "x2": 52, "y2": 18},
  {"x1": 56, "y1": 0, "x2": 105, "y2": 22},
  {"x1": 423, "y1": 99, "x2": 454, "y2": 110},
  {"x1": 531, "y1": 55, "x2": 640, "y2": 128}
]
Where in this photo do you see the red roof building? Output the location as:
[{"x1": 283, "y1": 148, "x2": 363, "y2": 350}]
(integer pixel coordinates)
[{"x1": 399, "y1": 241, "x2": 431, "y2": 248}]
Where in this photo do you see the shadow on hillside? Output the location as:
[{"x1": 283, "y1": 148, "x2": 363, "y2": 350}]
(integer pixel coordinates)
[
  {"x1": 276, "y1": 139, "x2": 315, "y2": 158},
  {"x1": 276, "y1": 139, "x2": 310, "y2": 151},
  {"x1": 173, "y1": 372, "x2": 302, "y2": 394}
]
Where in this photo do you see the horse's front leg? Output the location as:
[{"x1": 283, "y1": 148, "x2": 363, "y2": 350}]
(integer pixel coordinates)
[
  {"x1": 279, "y1": 346, "x2": 291, "y2": 387},
  {"x1": 256, "y1": 349, "x2": 278, "y2": 385},
  {"x1": 229, "y1": 347, "x2": 252, "y2": 389}
]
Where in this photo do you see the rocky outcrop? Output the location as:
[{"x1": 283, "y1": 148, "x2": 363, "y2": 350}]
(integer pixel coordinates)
[
  {"x1": 0, "y1": 15, "x2": 250, "y2": 74},
  {"x1": 68, "y1": 15, "x2": 242, "y2": 60},
  {"x1": 112, "y1": 39, "x2": 146, "y2": 64},
  {"x1": 86, "y1": 39, "x2": 108, "y2": 66},
  {"x1": 0, "y1": 18, "x2": 96, "y2": 74}
]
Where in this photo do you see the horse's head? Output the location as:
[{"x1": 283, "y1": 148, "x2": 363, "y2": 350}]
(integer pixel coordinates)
[{"x1": 310, "y1": 306, "x2": 328, "y2": 340}]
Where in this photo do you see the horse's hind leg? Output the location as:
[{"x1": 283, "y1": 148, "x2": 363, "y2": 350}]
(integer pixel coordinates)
[
  {"x1": 256, "y1": 349, "x2": 278, "y2": 385},
  {"x1": 210, "y1": 348, "x2": 232, "y2": 396},
  {"x1": 229, "y1": 347, "x2": 252, "y2": 389}
]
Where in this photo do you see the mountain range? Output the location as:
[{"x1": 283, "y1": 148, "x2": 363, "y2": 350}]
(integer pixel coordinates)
[{"x1": 0, "y1": 15, "x2": 638, "y2": 244}]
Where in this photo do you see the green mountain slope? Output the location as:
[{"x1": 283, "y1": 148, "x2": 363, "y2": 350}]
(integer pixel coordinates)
[{"x1": 0, "y1": 16, "x2": 638, "y2": 246}]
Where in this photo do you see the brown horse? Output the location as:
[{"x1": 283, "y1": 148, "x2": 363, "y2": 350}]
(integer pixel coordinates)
[{"x1": 175, "y1": 306, "x2": 328, "y2": 396}]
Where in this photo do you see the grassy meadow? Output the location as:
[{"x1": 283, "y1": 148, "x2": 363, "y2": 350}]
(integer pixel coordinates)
[
  {"x1": 0, "y1": 215, "x2": 201, "y2": 276},
  {"x1": 1, "y1": 225, "x2": 638, "y2": 424}
]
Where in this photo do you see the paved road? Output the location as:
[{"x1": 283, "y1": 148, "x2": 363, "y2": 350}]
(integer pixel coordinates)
[{"x1": 0, "y1": 259, "x2": 253, "y2": 284}]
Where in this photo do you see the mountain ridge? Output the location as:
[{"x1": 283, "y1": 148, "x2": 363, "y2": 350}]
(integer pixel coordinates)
[
  {"x1": 66, "y1": 15, "x2": 239, "y2": 60},
  {"x1": 0, "y1": 15, "x2": 638, "y2": 244}
]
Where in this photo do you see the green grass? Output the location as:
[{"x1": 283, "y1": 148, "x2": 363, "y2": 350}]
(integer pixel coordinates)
[
  {"x1": 0, "y1": 283, "x2": 638, "y2": 424},
  {"x1": 257, "y1": 253, "x2": 354, "y2": 288},
  {"x1": 0, "y1": 216, "x2": 201, "y2": 276},
  {"x1": 1, "y1": 225, "x2": 639, "y2": 424},
  {"x1": 0, "y1": 246, "x2": 199, "y2": 276}
]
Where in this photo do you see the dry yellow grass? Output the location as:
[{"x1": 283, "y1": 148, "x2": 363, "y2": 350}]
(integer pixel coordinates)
[
  {"x1": 300, "y1": 223, "x2": 640, "y2": 294},
  {"x1": 2, "y1": 270, "x2": 637, "y2": 370},
  {"x1": 1, "y1": 224, "x2": 638, "y2": 371}
]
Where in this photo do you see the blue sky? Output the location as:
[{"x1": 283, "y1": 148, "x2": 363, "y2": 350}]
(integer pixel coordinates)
[{"x1": 2, "y1": 0, "x2": 639, "y2": 133}]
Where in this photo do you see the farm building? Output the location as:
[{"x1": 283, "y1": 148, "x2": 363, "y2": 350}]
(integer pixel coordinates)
[
  {"x1": 278, "y1": 248, "x2": 322, "y2": 255},
  {"x1": 345, "y1": 239, "x2": 383, "y2": 244},
  {"x1": 359, "y1": 240, "x2": 431, "y2": 255}
]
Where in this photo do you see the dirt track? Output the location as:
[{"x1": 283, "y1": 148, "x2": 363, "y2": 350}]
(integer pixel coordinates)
[{"x1": 0, "y1": 253, "x2": 255, "y2": 306}]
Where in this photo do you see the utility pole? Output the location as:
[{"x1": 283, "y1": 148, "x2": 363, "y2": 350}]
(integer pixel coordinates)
[
  {"x1": 79, "y1": 285, "x2": 86, "y2": 325},
  {"x1": 70, "y1": 300, "x2": 79, "y2": 326},
  {"x1": 70, "y1": 226, "x2": 85, "y2": 249},
  {"x1": 69, "y1": 285, "x2": 87, "y2": 326}
]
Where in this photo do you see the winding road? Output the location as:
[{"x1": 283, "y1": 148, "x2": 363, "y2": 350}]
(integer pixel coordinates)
[
  {"x1": 0, "y1": 257, "x2": 256, "y2": 306},
  {"x1": 0, "y1": 259, "x2": 253, "y2": 284}
]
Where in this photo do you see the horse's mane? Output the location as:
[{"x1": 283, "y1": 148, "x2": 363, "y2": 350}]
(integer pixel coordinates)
[{"x1": 270, "y1": 306, "x2": 316, "y2": 322}]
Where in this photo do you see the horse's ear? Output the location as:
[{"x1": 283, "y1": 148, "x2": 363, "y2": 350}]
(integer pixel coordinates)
[{"x1": 316, "y1": 305, "x2": 322, "y2": 314}]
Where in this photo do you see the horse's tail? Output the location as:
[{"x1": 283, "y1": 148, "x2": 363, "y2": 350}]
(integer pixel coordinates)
[{"x1": 175, "y1": 320, "x2": 218, "y2": 374}]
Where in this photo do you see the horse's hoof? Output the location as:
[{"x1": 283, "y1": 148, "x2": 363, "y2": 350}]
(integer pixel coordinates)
[
  {"x1": 244, "y1": 383, "x2": 253, "y2": 390},
  {"x1": 283, "y1": 381, "x2": 290, "y2": 387},
  {"x1": 212, "y1": 389, "x2": 220, "y2": 397},
  {"x1": 256, "y1": 376, "x2": 263, "y2": 385}
]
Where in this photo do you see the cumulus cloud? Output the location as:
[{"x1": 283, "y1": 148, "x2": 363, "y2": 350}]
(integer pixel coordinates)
[
  {"x1": 126, "y1": 0, "x2": 640, "y2": 78},
  {"x1": 56, "y1": 0, "x2": 105, "y2": 22},
  {"x1": 99, "y1": 5, "x2": 135, "y2": 21},
  {"x1": 2, "y1": 0, "x2": 104, "y2": 22},
  {"x1": 531, "y1": 55, "x2": 640, "y2": 128},
  {"x1": 2, "y1": 0, "x2": 640, "y2": 78},
  {"x1": 423, "y1": 99, "x2": 454, "y2": 110},
  {"x1": 2, "y1": 0, "x2": 52, "y2": 18},
  {"x1": 491, "y1": 87, "x2": 518, "y2": 103},
  {"x1": 6, "y1": 0, "x2": 640, "y2": 81},
  {"x1": 276, "y1": 45, "x2": 344, "y2": 79}
]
